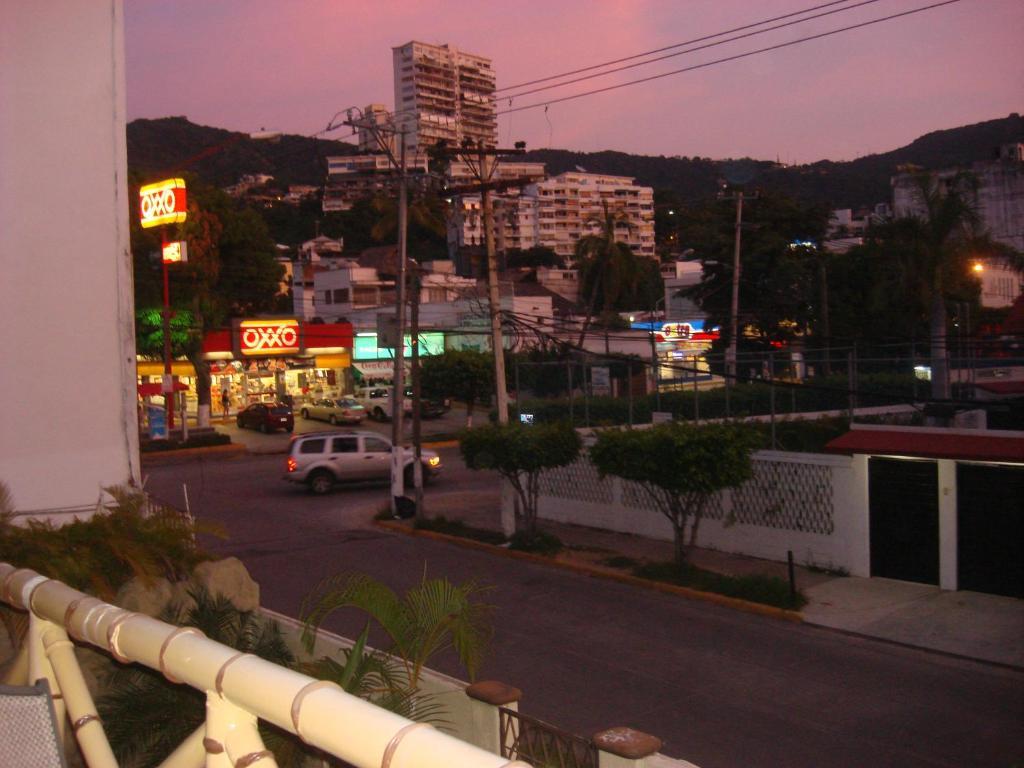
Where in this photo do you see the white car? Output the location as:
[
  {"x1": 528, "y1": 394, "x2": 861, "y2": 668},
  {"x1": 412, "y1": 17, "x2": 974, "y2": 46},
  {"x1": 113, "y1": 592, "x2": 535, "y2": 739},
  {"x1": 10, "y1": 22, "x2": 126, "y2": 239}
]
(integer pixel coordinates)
[
  {"x1": 283, "y1": 430, "x2": 442, "y2": 494},
  {"x1": 299, "y1": 397, "x2": 366, "y2": 425},
  {"x1": 353, "y1": 386, "x2": 411, "y2": 421}
]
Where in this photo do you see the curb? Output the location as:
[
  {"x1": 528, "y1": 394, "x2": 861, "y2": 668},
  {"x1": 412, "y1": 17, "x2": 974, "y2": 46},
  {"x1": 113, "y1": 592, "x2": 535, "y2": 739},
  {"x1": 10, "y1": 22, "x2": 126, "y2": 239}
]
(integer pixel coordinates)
[
  {"x1": 141, "y1": 443, "x2": 248, "y2": 464},
  {"x1": 375, "y1": 520, "x2": 804, "y2": 623}
]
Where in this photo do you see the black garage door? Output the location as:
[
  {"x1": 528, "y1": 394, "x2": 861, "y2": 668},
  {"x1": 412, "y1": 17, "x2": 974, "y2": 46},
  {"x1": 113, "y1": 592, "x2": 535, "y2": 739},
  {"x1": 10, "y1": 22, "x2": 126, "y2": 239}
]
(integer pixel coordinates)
[
  {"x1": 957, "y1": 463, "x2": 1024, "y2": 598},
  {"x1": 869, "y1": 458, "x2": 939, "y2": 585}
]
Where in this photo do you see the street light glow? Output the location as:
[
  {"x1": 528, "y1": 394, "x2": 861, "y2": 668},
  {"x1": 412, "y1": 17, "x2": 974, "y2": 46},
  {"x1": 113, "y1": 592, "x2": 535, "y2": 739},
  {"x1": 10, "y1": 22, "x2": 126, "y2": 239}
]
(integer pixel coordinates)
[{"x1": 972, "y1": 262, "x2": 984, "y2": 273}]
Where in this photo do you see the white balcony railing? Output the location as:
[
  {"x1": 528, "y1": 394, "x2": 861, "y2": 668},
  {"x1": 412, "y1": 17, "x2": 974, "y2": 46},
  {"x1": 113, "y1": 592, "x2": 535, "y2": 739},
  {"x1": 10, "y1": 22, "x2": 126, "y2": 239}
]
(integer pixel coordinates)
[{"x1": 0, "y1": 563, "x2": 529, "y2": 768}]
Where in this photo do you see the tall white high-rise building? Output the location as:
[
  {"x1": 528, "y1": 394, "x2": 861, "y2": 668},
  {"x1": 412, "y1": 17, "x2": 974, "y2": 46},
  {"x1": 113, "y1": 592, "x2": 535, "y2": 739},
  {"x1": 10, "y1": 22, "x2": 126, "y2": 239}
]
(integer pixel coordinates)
[{"x1": 392, "y1": 41, "x2": 497, "y2": 152}]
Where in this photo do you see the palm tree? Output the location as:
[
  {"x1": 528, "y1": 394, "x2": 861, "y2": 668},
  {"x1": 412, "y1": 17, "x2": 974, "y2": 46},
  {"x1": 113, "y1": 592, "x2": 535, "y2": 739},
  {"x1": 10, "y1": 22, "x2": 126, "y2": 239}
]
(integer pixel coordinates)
[
  {"x1": 573, "y1": 201, "x2": 639, "y2": 347},
  {"x1": 899, "y1": 172, "x2": 1017, "y2": 403}
]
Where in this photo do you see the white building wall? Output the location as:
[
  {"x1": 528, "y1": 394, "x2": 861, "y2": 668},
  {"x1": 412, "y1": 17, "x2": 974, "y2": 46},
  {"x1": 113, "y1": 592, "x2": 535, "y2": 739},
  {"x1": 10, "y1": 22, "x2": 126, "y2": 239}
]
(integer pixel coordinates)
[{"x1": 1, "y1": 1, "x2": 139, "y2": 518}]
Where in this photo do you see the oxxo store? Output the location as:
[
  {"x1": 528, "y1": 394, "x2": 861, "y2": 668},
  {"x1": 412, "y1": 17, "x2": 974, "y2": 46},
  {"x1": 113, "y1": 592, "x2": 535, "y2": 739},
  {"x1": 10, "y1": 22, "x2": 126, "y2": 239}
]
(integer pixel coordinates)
[{"x1": 136, "y1": 319, "x2": 354, "y2": 413}]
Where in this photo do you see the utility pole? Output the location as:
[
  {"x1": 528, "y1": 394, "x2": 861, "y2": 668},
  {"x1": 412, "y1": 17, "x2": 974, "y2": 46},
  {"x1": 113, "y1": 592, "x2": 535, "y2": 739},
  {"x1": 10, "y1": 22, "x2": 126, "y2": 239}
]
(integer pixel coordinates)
[
  {"x1": 719, "y1": 188, "x2": 756, "y2": 384},
  {"x1": 344, "y1": 108, "x2": 410, "y2": 514},
  {"x1": 432, "y1": 141, "x2": 535, "y2": 425}
]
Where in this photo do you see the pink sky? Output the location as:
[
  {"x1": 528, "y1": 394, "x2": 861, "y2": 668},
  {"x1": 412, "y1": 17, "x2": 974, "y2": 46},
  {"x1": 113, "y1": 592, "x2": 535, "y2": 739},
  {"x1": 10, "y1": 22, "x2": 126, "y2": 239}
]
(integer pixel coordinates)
[{"x1": 125, "y1": 0, "x2": 1023, "y2": 164}]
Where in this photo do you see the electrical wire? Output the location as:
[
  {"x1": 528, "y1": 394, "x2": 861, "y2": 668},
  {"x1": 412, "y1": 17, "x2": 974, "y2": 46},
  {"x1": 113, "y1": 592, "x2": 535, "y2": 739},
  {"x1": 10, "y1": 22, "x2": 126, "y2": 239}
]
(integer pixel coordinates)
[
  {"x1": 496, "y1": 0, "x2": 961, "y2": 117},
  {"x1": 500, "y1": 0, "x2": 886, "y2": 101}
]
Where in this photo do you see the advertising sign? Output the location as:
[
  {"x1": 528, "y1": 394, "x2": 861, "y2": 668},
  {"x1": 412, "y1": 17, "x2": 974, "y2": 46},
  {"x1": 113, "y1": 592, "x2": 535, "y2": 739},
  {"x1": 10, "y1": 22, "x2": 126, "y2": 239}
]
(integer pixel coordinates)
[
  {"x1": 238, "y1": 319, "x2": 301, "y2": 357},
  {"x1": 162, "y1": 240, "x2": 188, "y2": 264},
  {"x1": 590, "y1": 366, "x2": 611, "y2": 396},
  {"x1": 139, "y1": 178, "x2": 187, "y2": 229}
]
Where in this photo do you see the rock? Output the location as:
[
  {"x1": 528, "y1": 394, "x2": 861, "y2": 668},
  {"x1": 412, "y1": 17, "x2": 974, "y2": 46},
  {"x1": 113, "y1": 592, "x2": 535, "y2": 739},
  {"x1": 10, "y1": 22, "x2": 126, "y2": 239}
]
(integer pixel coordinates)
[
  {"x1": 191, "y1": 557, "x2": 260, "y2": 612},
  {"x1": 114, "y1": 576, "x2": 175, "y2": 617}
]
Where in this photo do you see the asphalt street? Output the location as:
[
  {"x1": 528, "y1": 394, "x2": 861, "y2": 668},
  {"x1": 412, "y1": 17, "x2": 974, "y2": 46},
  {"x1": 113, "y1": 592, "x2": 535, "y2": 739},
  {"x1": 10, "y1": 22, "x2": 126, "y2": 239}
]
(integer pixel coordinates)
[{"x1": 144, "y1": 452, "x2": 1024, "y2": 768}]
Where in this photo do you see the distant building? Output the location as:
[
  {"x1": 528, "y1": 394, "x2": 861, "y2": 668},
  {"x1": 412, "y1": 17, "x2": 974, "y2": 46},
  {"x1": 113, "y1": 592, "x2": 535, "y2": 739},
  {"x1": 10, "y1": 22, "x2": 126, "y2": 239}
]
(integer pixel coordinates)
[
  {"x1": 392, "y1": 41, "x2": 496, "y2": 152},
  {"x1": 322, "y1": 153, "x2": 429, "y2": 212},
  {"x1": 292, "y1": 236, "x2": 346, "y2": 319},
  {"x1": 449, "y1": 171, "x2": 655, "y2": 268},
  {"x1": 892, "y1": 143, "x2": 1024, "y2": 308}
]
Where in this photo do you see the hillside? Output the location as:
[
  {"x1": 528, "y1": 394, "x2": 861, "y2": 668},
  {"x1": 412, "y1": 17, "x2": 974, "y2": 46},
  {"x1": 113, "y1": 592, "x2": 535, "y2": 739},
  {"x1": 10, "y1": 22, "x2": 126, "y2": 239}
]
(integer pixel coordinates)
[
  {"x1": 127, "y1": 117, "x2": 359, "y2": 187},
  {"x1": 127, "y1": 113, "x2": 1022, "y2": 209},
  {"x1": 523, "y1": 113, "x2": 1023, "y2": 208}
]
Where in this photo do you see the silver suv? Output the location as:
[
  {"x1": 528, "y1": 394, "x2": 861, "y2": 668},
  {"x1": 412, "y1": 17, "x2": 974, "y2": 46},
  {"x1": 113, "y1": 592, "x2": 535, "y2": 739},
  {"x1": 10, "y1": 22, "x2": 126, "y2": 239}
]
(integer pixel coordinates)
[{"x1": 284, "y1": 430, "x2": 442, "y2": 494}]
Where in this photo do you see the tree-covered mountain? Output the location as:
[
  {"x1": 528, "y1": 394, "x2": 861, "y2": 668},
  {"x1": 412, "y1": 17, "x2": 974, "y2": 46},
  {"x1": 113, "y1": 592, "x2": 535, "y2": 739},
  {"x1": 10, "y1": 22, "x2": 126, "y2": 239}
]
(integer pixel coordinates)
[
  {"x1": 127, "y1": 116, "x2": 359, "y2": 187},
  {"x1": 128, "y1": 113, "x2": 1022, "y2": 210},
  {"x1": 522, "y1": 113, "x2": 1023, "y2": 209}
]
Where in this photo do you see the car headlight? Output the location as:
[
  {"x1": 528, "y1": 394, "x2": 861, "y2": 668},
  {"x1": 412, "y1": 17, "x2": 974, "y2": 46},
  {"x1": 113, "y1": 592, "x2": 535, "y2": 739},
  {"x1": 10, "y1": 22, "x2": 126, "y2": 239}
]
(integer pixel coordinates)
[{"x1": 428, "y1": 456, "x2": 440, "y2": 467}]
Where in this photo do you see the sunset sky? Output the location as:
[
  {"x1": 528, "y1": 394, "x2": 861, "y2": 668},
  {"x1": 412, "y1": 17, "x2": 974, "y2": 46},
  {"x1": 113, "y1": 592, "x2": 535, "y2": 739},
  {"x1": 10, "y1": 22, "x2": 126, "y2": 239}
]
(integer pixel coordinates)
[{"x1": 125, "y1": 0, "x2": 1022, "y2": 164}]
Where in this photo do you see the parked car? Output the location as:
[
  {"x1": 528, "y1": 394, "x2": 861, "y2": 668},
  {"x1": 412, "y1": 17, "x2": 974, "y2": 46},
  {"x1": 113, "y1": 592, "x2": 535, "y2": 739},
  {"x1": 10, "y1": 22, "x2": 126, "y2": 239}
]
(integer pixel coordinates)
[
  {"x1": 403, "y1": 387, "x2": 451, "y2": 419},
  {"x1": 353, "y1": 386, "x2": 396, "y2": 421},
  {"x1": 237, "y1": 402, "x2": 294, "y2": 433},
  {"x1": 300, "y1": 397, "x2": 366, "y2": 425},
  {"x1": 284, "y1": 430, "x2": 443, "y2": 494}
]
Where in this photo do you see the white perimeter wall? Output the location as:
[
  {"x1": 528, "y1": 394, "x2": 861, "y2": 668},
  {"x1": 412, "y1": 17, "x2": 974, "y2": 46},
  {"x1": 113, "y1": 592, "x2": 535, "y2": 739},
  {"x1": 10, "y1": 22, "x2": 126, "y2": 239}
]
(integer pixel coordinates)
[
  {"x1": 505, "y1": 451, "x2": 871, "y2": 577},
  {"x1": 0, "y1": 1, "x2": 140, "y2": 517}
]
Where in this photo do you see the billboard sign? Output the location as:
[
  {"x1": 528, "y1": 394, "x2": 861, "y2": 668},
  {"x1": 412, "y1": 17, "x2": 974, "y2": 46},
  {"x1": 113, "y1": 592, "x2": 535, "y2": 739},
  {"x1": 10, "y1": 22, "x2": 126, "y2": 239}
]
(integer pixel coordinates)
[
  {"x1": 161, "y1": 240, "x2": 188, "y2": 264},
  {"x1": 237, "y1": 319, "x2": 301, "y2": 357},
  {"x1": 139, "y1": 178, "x2": 188, "y2": 228}
]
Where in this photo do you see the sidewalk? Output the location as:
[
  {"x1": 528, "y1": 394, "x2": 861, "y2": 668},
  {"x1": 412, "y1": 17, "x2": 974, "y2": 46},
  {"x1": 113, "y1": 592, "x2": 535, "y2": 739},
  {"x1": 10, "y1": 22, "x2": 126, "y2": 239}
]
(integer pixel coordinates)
[{"x1": 418, "y1": 489, "x2": 1024, "y2": 668}]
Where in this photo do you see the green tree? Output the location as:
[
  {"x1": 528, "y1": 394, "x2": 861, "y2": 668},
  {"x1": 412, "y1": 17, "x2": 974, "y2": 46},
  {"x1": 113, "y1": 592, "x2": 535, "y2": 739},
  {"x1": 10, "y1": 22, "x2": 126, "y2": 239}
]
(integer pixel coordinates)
[
  {"x1": 420, "y1": 350, "x2": 494, "y2": 427},
  {"x1": 460, "y1": 422, "x2": 582, "y2": 539},
  {"x1": 131, "y1": 178, "x2": 284, "y2": 425},
  {"x1": 893, "y1": 172, "x2": 1020, "y2": 401},
  {"x1": 368, "y1": 191, "x2": 449, "y2": 261},
  {"x1": 504, "y1": 246, "x2": 564, "y2": 269},
  {"x1": 681, "y1": 193, "x2": 829, "y2": 349},
  {"x1": 589, "y1": 423, "x2": 760, "y2": 567}
]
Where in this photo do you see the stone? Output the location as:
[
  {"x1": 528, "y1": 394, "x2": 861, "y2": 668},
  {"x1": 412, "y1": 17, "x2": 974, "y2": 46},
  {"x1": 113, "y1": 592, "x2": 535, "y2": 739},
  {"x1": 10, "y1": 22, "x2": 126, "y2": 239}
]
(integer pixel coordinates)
[
  {"x1": 465, "y1": 680, "x2": 522, "y2": 706},
  {"x1": 114, "y1": 576, "x2": 174, "y2": 617},
  {"x1": 191, "y1": 557, "x2": 260, "y2": 612}
]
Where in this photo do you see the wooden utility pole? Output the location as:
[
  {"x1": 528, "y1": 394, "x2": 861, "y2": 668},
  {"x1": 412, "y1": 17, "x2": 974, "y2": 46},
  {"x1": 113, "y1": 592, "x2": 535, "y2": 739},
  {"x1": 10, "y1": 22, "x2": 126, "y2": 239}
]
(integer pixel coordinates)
[
  {"x1": 719, "y1": 188, "x2": 757, "y2": 384},
  {"x1": 432, "y1": 141, "x2": 534, "y2": 425},
  {"x1": 344, "y1": 109, "x2": 409, "y2": 514}
]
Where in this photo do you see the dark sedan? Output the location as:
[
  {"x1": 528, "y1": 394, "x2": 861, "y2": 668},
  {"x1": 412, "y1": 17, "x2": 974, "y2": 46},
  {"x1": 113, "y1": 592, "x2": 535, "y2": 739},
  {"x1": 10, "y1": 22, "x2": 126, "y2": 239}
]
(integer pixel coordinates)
[{"x1": 236, "y1": 402, "x2": 294, "y2": 433}]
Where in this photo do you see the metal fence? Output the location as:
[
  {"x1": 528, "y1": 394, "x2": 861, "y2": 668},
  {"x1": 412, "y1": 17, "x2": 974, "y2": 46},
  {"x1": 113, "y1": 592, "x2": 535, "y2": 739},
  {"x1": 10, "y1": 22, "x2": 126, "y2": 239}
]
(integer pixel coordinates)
[{"x1": 500, "y1": 707, "x2": 598, "y2": 768}]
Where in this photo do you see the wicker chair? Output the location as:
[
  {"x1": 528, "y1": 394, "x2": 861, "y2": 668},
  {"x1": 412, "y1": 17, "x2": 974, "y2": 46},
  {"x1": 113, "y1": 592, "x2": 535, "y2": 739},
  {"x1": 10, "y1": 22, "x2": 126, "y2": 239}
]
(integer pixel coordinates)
[{"x1": 0, "y1": 678, "x2": 68, "y2": 768}]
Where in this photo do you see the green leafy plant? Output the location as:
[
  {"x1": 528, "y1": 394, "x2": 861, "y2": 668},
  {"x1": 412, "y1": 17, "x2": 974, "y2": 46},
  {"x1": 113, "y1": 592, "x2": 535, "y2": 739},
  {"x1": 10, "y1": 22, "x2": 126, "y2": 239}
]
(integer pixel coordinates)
[
  {"x1": 300, "y1": 572, "x2": 493, "y2": 703},
  {"x1": 97, "y1": 586, "x2": 296, "y2": 768},
  {"x1": 460, "y1": 422, "x2": 581, "y2": 540},
  {"x1": 590, "y1": 423, "x2": 762, "y2": 567}
]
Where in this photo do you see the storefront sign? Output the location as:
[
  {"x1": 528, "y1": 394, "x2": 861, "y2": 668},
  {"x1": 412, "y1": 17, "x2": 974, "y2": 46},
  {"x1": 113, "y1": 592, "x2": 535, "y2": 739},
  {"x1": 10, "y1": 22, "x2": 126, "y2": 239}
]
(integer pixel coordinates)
[
  {"x1": 661, "y1": 322, "x2": 693, "y2": 340},
  {"x1": 139, "y1": 178, "x2": 187, "y2": 228},
  {"x1": 162, "y1": 240, "x2": 188, "y2": 264},
  {"x1": 238, "y1": 319, "x2": 301, "y2": 356}
]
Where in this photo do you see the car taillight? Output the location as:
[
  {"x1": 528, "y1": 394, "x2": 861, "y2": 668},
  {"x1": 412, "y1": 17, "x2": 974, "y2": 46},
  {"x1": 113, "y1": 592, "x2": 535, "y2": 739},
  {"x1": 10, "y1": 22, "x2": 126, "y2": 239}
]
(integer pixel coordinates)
[{"x1": 287, "y1": 457, "x2": 297, "y2": 473}]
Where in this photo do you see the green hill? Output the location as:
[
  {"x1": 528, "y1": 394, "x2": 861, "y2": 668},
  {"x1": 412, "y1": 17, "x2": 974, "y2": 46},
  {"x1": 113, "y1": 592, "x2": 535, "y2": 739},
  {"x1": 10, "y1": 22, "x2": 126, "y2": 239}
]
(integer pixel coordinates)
[
  {"x1": 127, "y1": 116, "x2": 359, "y2": 187},
  {"x1": 128, "y1": 113, "x2": 1023, "y2": 209}
]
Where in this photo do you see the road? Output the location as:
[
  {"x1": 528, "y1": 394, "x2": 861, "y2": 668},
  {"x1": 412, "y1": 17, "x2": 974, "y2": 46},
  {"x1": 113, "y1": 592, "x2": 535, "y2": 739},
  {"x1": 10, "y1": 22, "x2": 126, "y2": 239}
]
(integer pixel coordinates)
[{"x1": 144, "y1": 452, "x2": 1024, "y2": 768}]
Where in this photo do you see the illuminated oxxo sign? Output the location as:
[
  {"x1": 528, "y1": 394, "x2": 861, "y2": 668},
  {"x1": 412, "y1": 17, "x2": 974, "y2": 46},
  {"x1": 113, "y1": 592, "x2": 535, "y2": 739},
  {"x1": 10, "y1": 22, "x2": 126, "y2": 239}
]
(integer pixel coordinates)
[
  {"x1": 239, "y1": 319, "x2": 301, "y2": 356},
  {"x1": 161, "y1": 240, "x2": 188, "y2": 264},
  {"x1": 139, "y1": 178, "x2": 187, "y2": 228},
  {"x1": 660, "y1": 322, "x2": 693, "y2": 340}
]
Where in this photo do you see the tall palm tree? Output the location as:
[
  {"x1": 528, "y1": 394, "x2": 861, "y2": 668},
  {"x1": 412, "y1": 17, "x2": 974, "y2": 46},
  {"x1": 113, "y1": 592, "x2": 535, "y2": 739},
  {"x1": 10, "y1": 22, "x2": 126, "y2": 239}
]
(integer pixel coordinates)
[
  {"x1": 900, "y1": 172, "x2": 1007, "y2": 402},
  {"x1": 573, "y1": 201, "x2": 638, "y2": 347}
]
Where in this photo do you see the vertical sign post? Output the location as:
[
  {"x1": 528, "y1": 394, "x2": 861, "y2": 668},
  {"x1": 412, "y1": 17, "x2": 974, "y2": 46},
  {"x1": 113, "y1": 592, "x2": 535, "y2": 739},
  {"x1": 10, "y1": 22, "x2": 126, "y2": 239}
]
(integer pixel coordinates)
[{"x1": 140, "y1": 178, "x2": 188, "y2": 432}]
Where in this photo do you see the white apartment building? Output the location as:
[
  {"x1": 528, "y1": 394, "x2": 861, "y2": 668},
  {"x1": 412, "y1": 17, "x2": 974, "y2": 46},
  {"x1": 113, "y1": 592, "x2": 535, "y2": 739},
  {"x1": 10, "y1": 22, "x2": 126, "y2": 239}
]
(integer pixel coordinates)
[
  {"x1": 529, "y1": 172, "x2": 656, "y2": 261},
  {"x1": 392, "y1": 41, "x2": 497, "y2": 152},
  {"x1": 291, "y1": 236, "x2": 347, "y2": 319},
  {"x1": 451, "y1": 172, "x2": 656, "y2": 263}
]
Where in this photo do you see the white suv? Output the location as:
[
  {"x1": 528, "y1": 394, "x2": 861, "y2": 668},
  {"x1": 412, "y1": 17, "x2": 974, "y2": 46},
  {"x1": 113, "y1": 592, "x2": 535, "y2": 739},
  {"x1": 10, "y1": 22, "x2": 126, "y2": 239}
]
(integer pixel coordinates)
[
  {"x1": 284, "y1": 430, "x2": 442, "y2": 494},
  {"x1": 353, "y1": 387, "x2": 411, "y2": 421}
]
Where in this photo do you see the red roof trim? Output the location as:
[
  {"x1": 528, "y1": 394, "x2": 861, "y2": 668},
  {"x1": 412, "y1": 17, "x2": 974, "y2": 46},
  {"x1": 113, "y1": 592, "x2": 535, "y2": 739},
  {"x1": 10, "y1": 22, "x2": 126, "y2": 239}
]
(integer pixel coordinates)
[{"x1": 825, "y1": 429, "x2": 1024, "y2": 463}]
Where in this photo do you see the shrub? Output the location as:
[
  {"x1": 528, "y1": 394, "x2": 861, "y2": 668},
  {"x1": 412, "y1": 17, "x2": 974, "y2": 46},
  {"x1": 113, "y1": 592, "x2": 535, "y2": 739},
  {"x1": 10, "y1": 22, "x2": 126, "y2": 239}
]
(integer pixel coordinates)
[{"x1": 508, "y1": 530, "x2": 563, "y2": 556}]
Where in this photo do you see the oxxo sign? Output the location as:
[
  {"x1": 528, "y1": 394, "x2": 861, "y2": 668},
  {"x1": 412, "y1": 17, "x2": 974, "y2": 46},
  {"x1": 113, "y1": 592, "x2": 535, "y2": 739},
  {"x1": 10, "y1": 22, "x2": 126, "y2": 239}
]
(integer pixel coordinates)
[
  {"x1": 139, "y1": 178, "x2": 187, "y2": 229},
  {"x1": 238, "y1": 319, "x2": 301, "y2": 356}
]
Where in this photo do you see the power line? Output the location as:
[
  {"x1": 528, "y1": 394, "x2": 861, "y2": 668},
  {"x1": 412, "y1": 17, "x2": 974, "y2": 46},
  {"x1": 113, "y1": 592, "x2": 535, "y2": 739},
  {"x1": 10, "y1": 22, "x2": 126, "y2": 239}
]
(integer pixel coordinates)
[
  {"x1": 496, "y1": 0, "x2": 961, "y2": 117},
  {"x1": 495, "y1": 0, "x2": 861, "y2": 94},
  {"x1": 501, "y1": 0, "x2": 885, "y2": 101}
]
